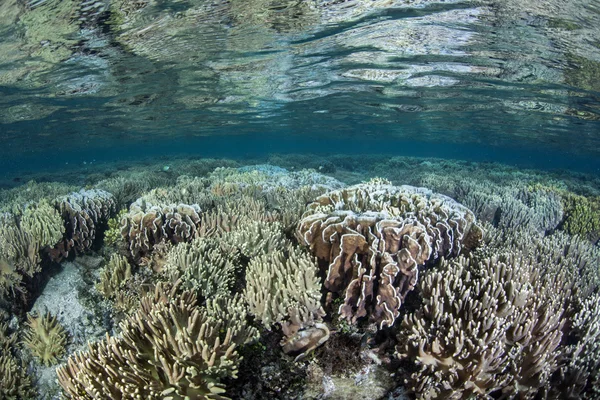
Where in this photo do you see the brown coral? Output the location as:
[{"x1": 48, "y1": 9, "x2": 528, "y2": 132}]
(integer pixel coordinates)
[
  {"x1": 298, "y1": 183, "x2": 482, "y2": 329},
  {"x1": 120, "y1": 200, "x2": 202, "y2": 261},
  {"x1": 49, "y1": 189, "x2": 116, "y2": 261}
]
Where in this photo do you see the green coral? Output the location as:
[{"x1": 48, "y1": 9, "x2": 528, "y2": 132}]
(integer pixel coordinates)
[
  {"x1": 20, "y1": 199, "x2": 64, "y2": 249},
  {"x1": 103, "y1": 209, "x2": 127, "y2": 246},
  {"x1": 561, "y1": 193, "x2": 600, "y2": 240},
  {"x1": 22, "y1": 312, "x2": 68, "y2": 367}
]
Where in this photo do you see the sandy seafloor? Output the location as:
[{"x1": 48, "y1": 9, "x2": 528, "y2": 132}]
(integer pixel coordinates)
[{"x1": 1, "y1": 153, "x2": 599, "y2": 400}]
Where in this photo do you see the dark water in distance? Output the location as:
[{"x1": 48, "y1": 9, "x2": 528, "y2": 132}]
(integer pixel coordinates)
[{"x1": 1, "y1": 0, "x2": 599, "y2": 174}]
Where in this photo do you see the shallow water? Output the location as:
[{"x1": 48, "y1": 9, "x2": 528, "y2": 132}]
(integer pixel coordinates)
[
  {"x1": 0, "y1": 0, "x2": 599, "y2": 175},
  {"x1": 1, "y1": 2, "x2": 600, "y2": 400}
]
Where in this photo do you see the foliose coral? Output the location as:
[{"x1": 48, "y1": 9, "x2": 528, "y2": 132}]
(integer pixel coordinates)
[
  {"x1": 49, "y1": 189, "x2": 116, "y2": 261},
  {"x1": 22, "y1": 311, "x2": 68, "y2": 367},
  {"x1": 120, "y1": 200, "x2": 202, "y2": 261},
  {"x1": 298, "y1": 182, "x2": 482, "y2": 329},
  {"x1": 57, "y1": 283, "x2": 246, "y2": 399}
]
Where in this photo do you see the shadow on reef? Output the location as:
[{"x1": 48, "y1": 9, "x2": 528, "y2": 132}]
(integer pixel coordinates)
[{"x1": 0, "y1": 158, "x2": 599, "y2": 399}]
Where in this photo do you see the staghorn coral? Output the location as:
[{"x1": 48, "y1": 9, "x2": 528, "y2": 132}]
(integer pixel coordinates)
[
  {"x1": 120, "y1": 200, "x2": 202, "y2": 261},
  {"x1": 57, "y1": 283, "x2": 243, "y2": 399},
  {"x1": 49, "y1": 189, "x2": 116, "y2": 261},
  {"x1": 298, "y1": 183, "x2": 482, "y2": 329},
  {"x1": 22, "y1": 311, "x2": 68, "y2": 367}
]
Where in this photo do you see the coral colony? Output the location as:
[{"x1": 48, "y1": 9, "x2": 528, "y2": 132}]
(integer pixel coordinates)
[{"x1": 0, "y1": 164, "x2": 599, "y2": 399}]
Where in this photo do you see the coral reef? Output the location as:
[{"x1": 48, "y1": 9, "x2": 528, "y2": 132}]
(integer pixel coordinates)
[
  {"x1": 23, "y1": 312, "x2": 68, "y2": 367},
  {"x1": 20, "y1": 200, "x2": 65, "y2": 249},
  {"x1": 57, "y1": 284, "x2": 247, "y2": 399},
  {"x1": 244, "y1": 247, "x2": 324, "y2": 329},
  {"x1": 0, "y1": 212, "x2": 42, "y2": 278},
  {"x1": 298, "y1": 182, "x2": 482, "y2": 328},
  {"x1": 0, "y1": 321, "x2": 35, "y2": 399},
  {"x1": 560, "y1": 192, "x2": 600, "y2": 243},
  {"x1": 0, "y1": 353, "x2": 36, "y2": 400}
]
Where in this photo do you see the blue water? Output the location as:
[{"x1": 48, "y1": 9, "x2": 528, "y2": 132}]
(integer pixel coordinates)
[{"x1": 0, "y1": 0, "x2": 598, "y2": 179}]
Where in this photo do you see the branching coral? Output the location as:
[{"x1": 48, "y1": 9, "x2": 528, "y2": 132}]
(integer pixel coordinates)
[
  {"x1": 96, "y1": 254, "x2": 133, "y2": 300},
  {"x1": 396, "y1": 230, "x2": 589, "y2": 399},
  {"x1": 22, "y1": 311, "x2": 68, "y2": 367},
  {"x1": 555, "y1": 293, "x2": 600, "y2": 399},
  {"x1": 226, "y1": 220, "x2": 289, "y2": 258},
  {"x1": 103, "y1": 208, "x2": 128, "y2": 246},
  {"x1": 20, "y1": 199, "x2": 65, "y2": 249},
  {"x1": 57, "y1": 283, "x2": 245, "y2": 399},
  {"x1": 244, "y1": 247, "x2": 323, "y2": 328},
  {"x1": 0, "y1": 213, "x2": 41, "y2": 277},
  {"x1": 560, "y1": 192, "x2": 600, "y2": 243},
  {"x1": 244, "y1": 246, "x2": 327, "y2": 359},
  {"x1": 163, "y1": 237, "x2": 239, "y2": 298},
  {"x1": 0, "y1": 353, "x2": 36, "y2": 400},
  {"x1": 298, "y1": 182, "x2": 482, "y2": 329},
  {"x1": 0, "y1": 321, "x2": 34, "y2": 399}
]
